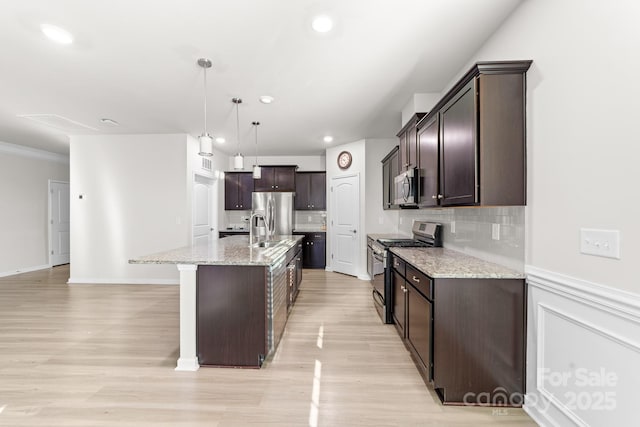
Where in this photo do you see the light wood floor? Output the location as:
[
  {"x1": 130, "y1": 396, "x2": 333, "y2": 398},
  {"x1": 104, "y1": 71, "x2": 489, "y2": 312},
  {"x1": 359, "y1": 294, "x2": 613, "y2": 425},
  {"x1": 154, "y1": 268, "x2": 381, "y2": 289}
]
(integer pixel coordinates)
[{"x1": 0, "y1": 266, "x2": 536, "y2": 426}]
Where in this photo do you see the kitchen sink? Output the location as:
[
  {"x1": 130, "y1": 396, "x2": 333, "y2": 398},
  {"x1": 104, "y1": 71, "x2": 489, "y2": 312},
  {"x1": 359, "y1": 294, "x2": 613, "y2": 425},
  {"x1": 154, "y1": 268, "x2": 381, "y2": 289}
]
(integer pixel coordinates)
[{"x1": 251, "y1": 240, "x2": 280, "y2": 248}]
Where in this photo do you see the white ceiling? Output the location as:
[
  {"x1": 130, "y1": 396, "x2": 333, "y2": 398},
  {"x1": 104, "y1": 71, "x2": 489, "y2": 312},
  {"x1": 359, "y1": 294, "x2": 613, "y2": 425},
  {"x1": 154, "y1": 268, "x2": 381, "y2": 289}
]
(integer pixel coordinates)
[{"x1": 0, "y1": 0, "x2": 523, "y2": 156}]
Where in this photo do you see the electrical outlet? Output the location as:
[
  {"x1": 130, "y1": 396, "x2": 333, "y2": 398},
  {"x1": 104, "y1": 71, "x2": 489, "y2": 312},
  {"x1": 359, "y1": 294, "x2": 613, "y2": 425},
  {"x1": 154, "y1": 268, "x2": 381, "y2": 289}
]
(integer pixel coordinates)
[
  {"x1": 492, "y1": 223, "x2": 500, "y2": 240},
  {"x1": 450, "y1": 221, "x2": 456, "y2": 234},
  {"x1": 580, "y1": 228, "x2": 620, "y2": 259}
]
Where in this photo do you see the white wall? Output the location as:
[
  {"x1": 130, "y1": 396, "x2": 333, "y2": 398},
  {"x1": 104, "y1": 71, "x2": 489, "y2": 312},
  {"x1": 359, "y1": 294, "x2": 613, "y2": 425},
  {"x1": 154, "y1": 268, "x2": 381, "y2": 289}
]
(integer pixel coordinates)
[
  {"x1": 452, "y1": 0, "x2": 639, "y2": 293},
  {"x1": 401, "y1": 93, "x2": 441, "y2": 126},
  {"x1": 325, "y1": 140, "x2": 367, "y2": 279},
  {"x1": 0, "y1": 142, "x2": 69, "y2": 276},
  {"x1": 228, "y1": 155, "x2": 325, "y2": 171},
  {"x1": 69, "y1": 134, "x2": 191, "y2": 284}
]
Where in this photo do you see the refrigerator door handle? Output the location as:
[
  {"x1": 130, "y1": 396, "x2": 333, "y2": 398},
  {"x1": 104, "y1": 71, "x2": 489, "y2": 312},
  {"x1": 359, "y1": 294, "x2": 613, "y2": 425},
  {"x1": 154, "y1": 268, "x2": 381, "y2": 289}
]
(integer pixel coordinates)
[{"x1": 267, "y1": 197, "x2": 275, "y2": 236}]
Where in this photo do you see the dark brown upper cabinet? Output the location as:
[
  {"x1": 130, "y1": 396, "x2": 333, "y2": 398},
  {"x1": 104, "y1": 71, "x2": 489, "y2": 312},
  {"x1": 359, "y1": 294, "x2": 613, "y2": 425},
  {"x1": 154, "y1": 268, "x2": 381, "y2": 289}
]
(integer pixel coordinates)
[
  {"x1": 295, "y1": 172, "x2": 326, "y2": 210},
  {"x1": 224, "y1": 172, "x2": 253, "y2": 210},
  {"x1": 253, "y1": 166, "x2": 297, "y2": 192},
  {"x1": 381, "y1": 146, "x2": 400, "y2": 210},
  {"x1": 417, "y1": 115, "x2": 439, "y2": 208},
  {"x1": 397, "y1": 113, "x2": 426, "y2": 172},
  {"x1": 416, "y1": 60, "x2": 532, "y2": 207}
]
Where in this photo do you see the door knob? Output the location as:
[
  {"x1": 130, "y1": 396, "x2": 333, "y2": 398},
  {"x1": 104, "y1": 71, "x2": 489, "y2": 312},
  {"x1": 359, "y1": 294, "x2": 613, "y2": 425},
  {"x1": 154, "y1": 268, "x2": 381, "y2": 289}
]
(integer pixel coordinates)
[{"x1": 351, "y1": 230, "x2": 357, "y2": 233}]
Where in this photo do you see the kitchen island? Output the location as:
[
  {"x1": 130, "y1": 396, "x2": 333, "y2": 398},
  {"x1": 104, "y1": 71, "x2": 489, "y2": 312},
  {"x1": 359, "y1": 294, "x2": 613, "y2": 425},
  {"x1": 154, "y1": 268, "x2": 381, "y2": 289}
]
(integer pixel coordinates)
[{"x1": 130, "y1": 235, "x2": 303, "y2": 371}]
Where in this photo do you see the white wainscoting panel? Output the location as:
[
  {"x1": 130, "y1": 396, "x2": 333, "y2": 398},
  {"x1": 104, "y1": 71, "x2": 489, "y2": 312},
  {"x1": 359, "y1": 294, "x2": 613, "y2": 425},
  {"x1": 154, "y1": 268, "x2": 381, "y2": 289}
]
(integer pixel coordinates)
[{"x1": 524, "y1": 266, "x2": 640, "y2": 427}]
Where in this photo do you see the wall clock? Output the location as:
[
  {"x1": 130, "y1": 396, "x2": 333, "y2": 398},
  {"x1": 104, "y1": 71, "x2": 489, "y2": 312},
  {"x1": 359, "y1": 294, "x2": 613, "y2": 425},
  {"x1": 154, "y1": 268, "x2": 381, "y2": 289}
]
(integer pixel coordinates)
[{"x1": 337, "y1": 150, "x2": 352, "y2": 170}]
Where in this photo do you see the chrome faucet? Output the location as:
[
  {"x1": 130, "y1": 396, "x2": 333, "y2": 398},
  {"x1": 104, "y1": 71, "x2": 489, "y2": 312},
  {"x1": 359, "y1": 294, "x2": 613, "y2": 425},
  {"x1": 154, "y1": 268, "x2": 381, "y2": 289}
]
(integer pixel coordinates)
[{"x1": 249, "y1": 212, "x2": 266, "y2": 245}]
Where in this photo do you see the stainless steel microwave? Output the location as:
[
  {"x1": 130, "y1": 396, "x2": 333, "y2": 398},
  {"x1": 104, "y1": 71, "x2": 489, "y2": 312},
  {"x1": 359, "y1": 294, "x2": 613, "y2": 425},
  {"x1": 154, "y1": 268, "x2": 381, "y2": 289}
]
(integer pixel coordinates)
[{"x1": 394, "y1": 168, "x2": 419, "y2": 207}]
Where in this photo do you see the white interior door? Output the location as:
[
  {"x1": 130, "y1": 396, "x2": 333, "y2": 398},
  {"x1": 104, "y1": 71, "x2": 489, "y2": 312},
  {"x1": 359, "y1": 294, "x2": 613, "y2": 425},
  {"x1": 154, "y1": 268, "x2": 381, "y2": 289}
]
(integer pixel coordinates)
[
  {"x1": 50, "y1": 181, "x2": 70, "y2": 266},
  {"x1": 330, "y1": 174, "x2": 360, "y2": 276},
  {"x1": 193, "y1": 176, "x2": 214, "y2": 244}
]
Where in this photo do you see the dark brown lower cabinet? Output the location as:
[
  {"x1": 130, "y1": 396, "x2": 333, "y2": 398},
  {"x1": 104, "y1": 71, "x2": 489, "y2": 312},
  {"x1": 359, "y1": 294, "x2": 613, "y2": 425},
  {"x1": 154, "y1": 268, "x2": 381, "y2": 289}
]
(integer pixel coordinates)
[
  {"x1": 406, "y1": 283, "x2": 432, "y2": 380},
  {"x1": 433, "y1": 278, "x2": 525, "y2": 405},
  {"x1": 390, "y1": 253, "x2": 526, "y2": 407},
  {"x1": 293, "y1": 232, "x2": 325, "y2": 269},
  {"x1": 197, "y1": 265, "x2": 267, "y2": 367},
  {"x1": 392, "y1": 270, "x2": 406, "y2": 337}
]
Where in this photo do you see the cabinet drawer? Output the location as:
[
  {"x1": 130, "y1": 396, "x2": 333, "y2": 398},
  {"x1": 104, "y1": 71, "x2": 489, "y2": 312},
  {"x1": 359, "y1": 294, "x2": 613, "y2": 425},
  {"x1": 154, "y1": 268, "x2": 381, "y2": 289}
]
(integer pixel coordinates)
[
  {"x1": 392, "y1": 255, "x2": 405, "y2": 277},
  {"x1": 406, "y1": 264, "x2": 432, "y2": 300}
]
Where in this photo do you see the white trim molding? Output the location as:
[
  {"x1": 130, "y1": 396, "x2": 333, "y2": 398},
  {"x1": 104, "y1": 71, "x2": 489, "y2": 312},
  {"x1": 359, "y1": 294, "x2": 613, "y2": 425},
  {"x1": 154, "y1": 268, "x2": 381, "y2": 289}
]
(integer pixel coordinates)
[
  {"x1": 0, "y1": 141, "x2": 69, "y2": 164},
  {"x1": 0, "y1": 264, "x2": 50, "y2": 278},
  {"x1": 67, "y1": 278, "x2": 179, "y2": 285},
  {"x1": 524, "y1": 266, "x2": 640, "y2": 427}
]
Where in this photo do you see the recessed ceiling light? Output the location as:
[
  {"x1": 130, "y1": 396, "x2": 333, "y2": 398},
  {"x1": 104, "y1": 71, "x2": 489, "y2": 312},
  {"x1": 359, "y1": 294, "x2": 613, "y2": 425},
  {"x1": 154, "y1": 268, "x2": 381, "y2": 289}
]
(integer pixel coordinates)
[
  {"x1": 323, "y1": 136, "x2": 334, "y2": 143},
  {"x1": 100, "y1": 118, "x2": 119, "y2": 126},
  {"x1": 215, "y1": 137, "x2": 226, "y2": 144},
  {"x1": 312, "y1": 15, "x2": 333, "y2": 33},
  {"x1": 41, "y1": 24, "x2": 73, "y2": 44},
  {"x1": 259, "y1": 95, "x2": 274, "y2": 104}
]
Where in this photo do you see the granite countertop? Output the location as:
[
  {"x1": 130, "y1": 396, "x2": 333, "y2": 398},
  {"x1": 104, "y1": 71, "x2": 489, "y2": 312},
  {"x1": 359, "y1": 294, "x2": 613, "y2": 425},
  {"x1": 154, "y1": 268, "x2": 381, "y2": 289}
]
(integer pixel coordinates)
[
  {"x1": 293, "y1": 228, "x2": 326, "y2": 233},
  {"x1": 129, "y1": 235, "x2": 303, "y2": 267},
  {"x1": 390, "y1": 247, "x2": 525, "y2": 279}
]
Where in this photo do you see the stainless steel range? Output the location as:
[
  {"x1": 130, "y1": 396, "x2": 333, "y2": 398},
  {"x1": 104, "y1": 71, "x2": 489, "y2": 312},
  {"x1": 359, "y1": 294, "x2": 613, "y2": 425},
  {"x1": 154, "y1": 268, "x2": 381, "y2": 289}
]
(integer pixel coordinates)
[{"x1": 367, "y1": 221, "x2": 442, "y2": 324}]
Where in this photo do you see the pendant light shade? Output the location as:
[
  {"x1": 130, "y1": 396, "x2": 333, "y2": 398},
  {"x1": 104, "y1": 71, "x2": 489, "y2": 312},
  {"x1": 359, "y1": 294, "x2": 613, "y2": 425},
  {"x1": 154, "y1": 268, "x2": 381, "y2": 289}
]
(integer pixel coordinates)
[
  {"x1": 232, "y1": 98, "x2": 244, "y2": 170},
  {"x1": 252, "y1": 121, "x2": 261, "y2": 179},
  {"x1": 199, "y1": 134, "x2": 213, "y2": 156},
  {"x1": 233, "y1": 153, "x2": 244, "y2": 170},
  {"x1": 197, "y1": 58, "x2": 214, "y2": 157}
]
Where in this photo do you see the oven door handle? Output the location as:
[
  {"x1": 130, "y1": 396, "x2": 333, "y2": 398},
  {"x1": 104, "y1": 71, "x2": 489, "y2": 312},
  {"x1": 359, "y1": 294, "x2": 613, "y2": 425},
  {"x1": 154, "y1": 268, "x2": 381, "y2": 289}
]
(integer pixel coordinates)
[
  {"x1": 373, "y1": 252, "x2": 385, "y2": 263},
  {"x1": 372, "y1": 289, "x2": 385, "y2": 306}
]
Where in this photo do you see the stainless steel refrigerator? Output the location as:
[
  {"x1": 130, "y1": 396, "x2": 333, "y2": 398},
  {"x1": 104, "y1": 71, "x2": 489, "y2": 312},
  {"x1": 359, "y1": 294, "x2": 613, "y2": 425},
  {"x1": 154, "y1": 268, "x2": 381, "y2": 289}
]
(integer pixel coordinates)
[{"x1": 251, "y1": 192, "x2": 294, "y2": 237}]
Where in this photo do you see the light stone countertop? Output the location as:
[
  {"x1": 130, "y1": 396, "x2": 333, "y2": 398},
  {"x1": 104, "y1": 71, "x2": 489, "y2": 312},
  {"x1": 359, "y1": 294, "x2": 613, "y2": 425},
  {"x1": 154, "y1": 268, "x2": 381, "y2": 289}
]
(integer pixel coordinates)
[
  {"x1": 293, "y1": 228, "x2": 326, "y2": 233},
  {"x1": 390, "y1": 247, "x2": 525, "y2": 279},
  {"x1": 129, "y1": 235, "x2": 303, "y2": 267}
]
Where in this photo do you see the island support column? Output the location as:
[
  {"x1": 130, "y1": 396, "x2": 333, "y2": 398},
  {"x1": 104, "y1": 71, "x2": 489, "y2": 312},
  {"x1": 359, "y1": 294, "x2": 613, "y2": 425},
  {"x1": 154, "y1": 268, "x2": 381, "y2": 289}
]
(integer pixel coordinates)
[{"x1": 175, "y1": 264, "x2": 199, "y2": 371}]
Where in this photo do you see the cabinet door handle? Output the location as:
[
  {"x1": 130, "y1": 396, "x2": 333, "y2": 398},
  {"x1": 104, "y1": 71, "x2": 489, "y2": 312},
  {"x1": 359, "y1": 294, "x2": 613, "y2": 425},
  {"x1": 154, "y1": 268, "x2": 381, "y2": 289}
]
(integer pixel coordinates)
[
  {"x1": 432, "y1": 195, "x2": 437, "y2": 199},
  {"x1": 310, "y1": 242, "x2": 314, "y2": 245},
  {"x1": 311, "y1": 205, "x2": 314, "y2": 208},
  {"x1": 438, "y1": 194, "x2": 443, "y2": 199},
  {"x1": 412, "y1": 275, "x2": 420, "y2": 283},
  {"x1": 275, "y1": 185, "x2": 279, "y2": 189},
  {"x1": 235, "y1": 205, "x2": 239, "y2": 208}
]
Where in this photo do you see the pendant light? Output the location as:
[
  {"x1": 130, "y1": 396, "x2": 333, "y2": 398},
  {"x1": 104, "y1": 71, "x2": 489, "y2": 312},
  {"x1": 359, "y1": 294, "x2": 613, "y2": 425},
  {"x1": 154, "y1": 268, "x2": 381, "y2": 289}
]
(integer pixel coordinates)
[
  {"x1": 197, "y1": 58, "x2": 213, "y2": 157},
  {"x1": 232, "y1": 97, "x2": 244, "y2": 170},
  {"x1": 252, "y1": 121, "x2": 261, "y2": 179}
]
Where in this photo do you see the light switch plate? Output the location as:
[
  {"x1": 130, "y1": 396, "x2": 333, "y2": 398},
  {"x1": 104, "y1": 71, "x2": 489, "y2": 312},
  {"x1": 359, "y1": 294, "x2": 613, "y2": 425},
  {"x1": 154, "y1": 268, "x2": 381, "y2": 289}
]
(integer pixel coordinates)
[
  {"x1": 492, "y1": 223, "x2": 500, "y2": 240},
  {"x1": 580, "y1": 228, "x2": 620, "y2": 259},
  {"x1": 451, "y1": 221, "x2": 456, "y2": 234}
]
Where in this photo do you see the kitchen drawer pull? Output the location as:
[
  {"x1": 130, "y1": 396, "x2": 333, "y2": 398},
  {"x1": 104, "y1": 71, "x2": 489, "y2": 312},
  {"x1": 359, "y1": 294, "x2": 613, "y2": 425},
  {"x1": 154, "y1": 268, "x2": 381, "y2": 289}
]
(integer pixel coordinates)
[{"x1": 412, "y1": 275, "x2": 420, "y2": 283}]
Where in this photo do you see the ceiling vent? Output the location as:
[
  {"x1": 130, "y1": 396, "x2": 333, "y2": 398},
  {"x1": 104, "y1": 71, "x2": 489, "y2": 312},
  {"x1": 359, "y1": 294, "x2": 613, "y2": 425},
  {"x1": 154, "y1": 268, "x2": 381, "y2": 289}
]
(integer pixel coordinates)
[{"x1": 17, "y1": 114, "x2": 98, "y2": 132}]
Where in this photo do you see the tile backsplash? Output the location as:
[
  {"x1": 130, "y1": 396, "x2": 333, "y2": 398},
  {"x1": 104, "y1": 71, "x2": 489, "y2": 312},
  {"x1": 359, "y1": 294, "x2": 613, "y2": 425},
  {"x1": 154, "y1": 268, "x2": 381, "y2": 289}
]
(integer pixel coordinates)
[
  {"x1": 223, "y1": 210, "x2": 327, "y2": 231},
  {"x1": 294, "y1": 211, "x2": 327, "y2": 230},
  {"x1": 223, "y1": 210, "x2": 250, "y2": 230},
  {"x1": 398, "y1": 207, "x2": 525, "y2": 272}
]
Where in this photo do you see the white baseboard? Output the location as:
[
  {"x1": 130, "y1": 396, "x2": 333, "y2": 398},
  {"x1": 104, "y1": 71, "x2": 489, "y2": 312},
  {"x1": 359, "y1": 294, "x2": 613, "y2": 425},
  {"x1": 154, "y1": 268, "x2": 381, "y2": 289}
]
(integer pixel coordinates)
[
  {"x1": 357, "y1": 274, "x2": 371, "y2": 281},
  {"x1": 524, "y1": 265, "x2": 640, "y2": 427},
  {"x1": 0, "y1": 264, "x2": 50, "y2": 278},
  {"x1": 324, "y1": 267, "x2": 333, "y2": 272},
  {"x1": 67, "y1": 277, "x2": 179, "y2": 285}
]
